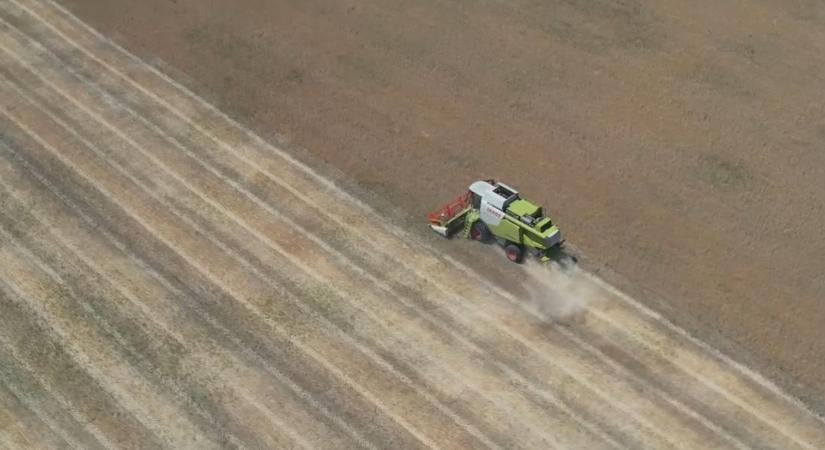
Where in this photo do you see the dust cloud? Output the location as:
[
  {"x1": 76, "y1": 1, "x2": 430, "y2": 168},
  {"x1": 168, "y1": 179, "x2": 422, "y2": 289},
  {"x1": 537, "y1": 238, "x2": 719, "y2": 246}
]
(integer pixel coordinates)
[{"x1": 520, "y1": 259, "x2": 604, "y2": 323}]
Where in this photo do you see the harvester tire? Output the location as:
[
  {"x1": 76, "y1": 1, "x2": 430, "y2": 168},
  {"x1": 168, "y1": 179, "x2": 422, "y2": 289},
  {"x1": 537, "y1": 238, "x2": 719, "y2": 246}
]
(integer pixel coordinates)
[
  {"x1": 470, "y1": 221, "x2": 491, "y2": 241},
  {"x1": 504, "y1": 243, "x2": 524, "y2": 263}
]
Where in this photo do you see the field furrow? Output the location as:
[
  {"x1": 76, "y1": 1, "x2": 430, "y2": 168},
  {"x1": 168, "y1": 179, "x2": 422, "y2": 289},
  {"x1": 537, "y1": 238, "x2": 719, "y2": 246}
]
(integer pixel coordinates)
[{"x1": 0, "y1": 0, "x2": 822, "y2": 449}]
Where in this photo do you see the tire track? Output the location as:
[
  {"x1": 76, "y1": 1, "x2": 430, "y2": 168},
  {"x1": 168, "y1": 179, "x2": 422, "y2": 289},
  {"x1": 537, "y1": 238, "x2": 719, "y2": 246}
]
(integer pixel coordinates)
[
  {"x1": 0, "y1": 139, "x2": 378, "y2": 450},
  {"x1": 0, "y1": 336, "x2": 103, "y2": 450},
  {"x1": 0, "y1": 3, "x2": 792, "y2": 446},
  {"x1": 64, "y1": 43, "x2": 743, "y2": 446},
  {"x1": 0, "y1": 281, "x2": 140, "y2": 450},
  {"x1": 17, "y1": 3, "x2": 820, "y2": 444},
  {"x1": 0, "y1": 16, "x2": 708, "y2": 449},
  {"x1": 0, "y1": 0, "x2": 822, "y2": 447},
  {"x1": 0, "y1": 183, "x2": 305, "y2": 450},
  {"x1": 0, "y1": 402, "x2": 36, "y2": 450},
  {"x1": 0, "y1": 24, "x2": 615, "y2": 449},
  {"x1": 585, "y1": 275, "x2": 824, "y2": 441},
  {"x1": 0, "y1": 101, "x2": 458, "y2": 450},
  {"x1": 0, "y1": 95, "x2": 435, "y2": 450},
  {"x1": 0, "y1": 380, "x2": 70, "y2": 449},
  {"x1": 0, "y1": 152, "x2": 342, "y2": 448},
  {"x1": 0, "y1": 2, "x2": 768, "y2": 446},
  {"x1": 0, "y1": 24, "x2": 626, "y2": 446},
  {"x1": 0, "y1": 221, "x2": 215, "y2": 449},
  {"x1": 0, "y1": 21, "x2": 652, "y2": 449},
  {"x1": 0, "y1": 51, "x2": 562, "y2": 450},
  {"x1": 1, "y1": 3, "x2": 686, "y2": 445},
  {"x1": 445, "y1": 253, "x2": 825, "y2": 449},
  {"x1": 0, "y1": 67, "x2": 496, "y2": 450}
]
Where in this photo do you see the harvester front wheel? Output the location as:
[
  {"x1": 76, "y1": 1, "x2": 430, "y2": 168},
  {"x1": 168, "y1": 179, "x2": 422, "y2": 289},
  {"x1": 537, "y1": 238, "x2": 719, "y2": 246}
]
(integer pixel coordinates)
[
  {"x1": 504, "y1": 243, "x2": 524, "y2": 263},
  {"x1": 470, "y1": 221, "x2": 491, "y2": 241}
]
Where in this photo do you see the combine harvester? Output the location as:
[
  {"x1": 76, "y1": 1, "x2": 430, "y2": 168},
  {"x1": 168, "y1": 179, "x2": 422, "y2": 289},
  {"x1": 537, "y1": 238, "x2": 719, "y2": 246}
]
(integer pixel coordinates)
[{"x1": 428, "y1": 179, "x2": 563, "y2": 263}]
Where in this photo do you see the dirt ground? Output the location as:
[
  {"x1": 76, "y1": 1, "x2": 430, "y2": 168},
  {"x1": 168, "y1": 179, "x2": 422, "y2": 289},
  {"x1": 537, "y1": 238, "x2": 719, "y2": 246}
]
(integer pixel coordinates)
[
  {"x1": 1, "y1": 0, "x2": 825, "y2": 447},
  {"x1": 50, "y1": 0, "x2": 825, "y2": 414}
]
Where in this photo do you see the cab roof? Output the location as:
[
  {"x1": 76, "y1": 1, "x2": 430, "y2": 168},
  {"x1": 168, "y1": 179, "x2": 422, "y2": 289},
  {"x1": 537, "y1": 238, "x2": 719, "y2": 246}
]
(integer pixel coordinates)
[{"x1": 469, "y1": 180, "x2": 520, "y2": 210}]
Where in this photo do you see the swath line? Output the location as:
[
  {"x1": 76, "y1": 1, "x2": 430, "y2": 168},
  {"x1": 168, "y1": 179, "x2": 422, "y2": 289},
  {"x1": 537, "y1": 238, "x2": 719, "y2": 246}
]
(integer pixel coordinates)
[
  {"x1": 0, "y1": 140, "x2": 380, "y2": 450},
  {"x1": 0, "y1": 324, "x2": 114, "y2": 450},
  {"x1": 0, "y1": 7, "x2": 800, "y2": 446},
  {"x1": 0, "y1": 73, "x2": 509, "y2": 450},
  {"x1": 0, "y1": 29, "x2": 634, "y2": 448},
  {"x1": 8, "y1": 1, "x2": 812, "y2": 446},
  {"x1": 439, "y1": 254, "x2": 755, "y2": 449},
  {"x1": 0, "y1": 220, "x2": 214, "y2": 449},
  {"x1": 0, "y1": 330, "x2": 104, "y2": 450},
  {"x1": 0, "y1": 286, "x2": 123, "y2": 450},
  {"x1": 0, "y1": 407, "x2": 35, "y2": 450},
  {"x1": 0, "y1": 378, "x2": 79, "y2": 450},
  {"x1": 1, "y1": 18, "x2": 658, "y2": 449},
  {"x1": 0, "y1": 191, "x2": 305, "y2": 450},
  {"x1": 2, "y1": 118, "x2": 418, "y2": 446},
  {"x1": 0, "y1": 100, "x2": 440, "y2": 450},
  {"x1": 444, "y1": 254, "x2": 817, "y2": 450},
  {"x1": 21, "y1": 0, "x2": 824, "y2": 435},
  {"x1": 0, "y1": 41, "x2": 541, "y2": 450},
  {"x1": 0, "y1": 7, "x2": 732, "y2": 450}
]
